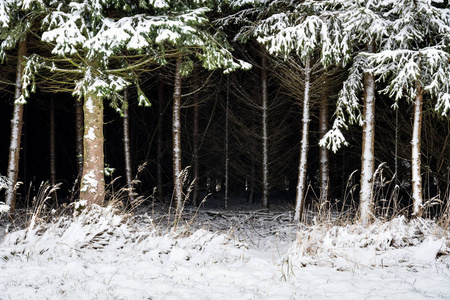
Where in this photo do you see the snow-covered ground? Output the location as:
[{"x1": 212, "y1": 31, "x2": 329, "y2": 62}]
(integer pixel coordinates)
[{"x1": 0, "y1": 204, "x2": 449, "y2": 300}]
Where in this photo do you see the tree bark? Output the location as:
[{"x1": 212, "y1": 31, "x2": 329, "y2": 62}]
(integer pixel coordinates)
[
  {"x1": 5, "y1": 40, "x2": 27, "y2": 215},
  {"x1": 261, "y1": 50, "x2": 270, "y2": 210},
  {"x1": 224, "y1": 76, "x2": 230, "y2": 209},
  {"x1": 173, "y1": 56, "x2": 183, "y2": 212},
  {"x1": 49, "y1": 96, "x2": 56, "y2": 202},
  {"x1": 79, "y1": 92, "x2": 105, "y2": 205},
  {"x1": 359, "y1": 43, "x2": 376, "y2": 225},
  {"x1": 157, "y1": 75, "x2": 164, "y2": 201},
  {"x1": 192, "y1": 73, "x2": 200, "y2": 206},
  {"x1": 123, "y1": 88, "x2": 134, "y2": 205},
  {"x1": 294, "y1": 55, "x2": 311, "y2": 222},
  {"x1": 319, "y1": 80, "x2": 330, "y2": 208},
  {"x1": 75, "y1": 98, "x2": 84, "y2": 186},
  {"x1": 247, "y1": 163, "x2": 255, "y2": 204},
  {"x1": 411, "y1": 83, "x2": 423, "y2": 217}
]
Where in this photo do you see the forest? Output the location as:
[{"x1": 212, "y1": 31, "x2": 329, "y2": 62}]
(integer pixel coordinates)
[
  {"x1": 0, "y1": 0, "x2": 449, "y2": 224},
  {"x1": 0, "y1": 1, "x2": 450, "y2": 299}
]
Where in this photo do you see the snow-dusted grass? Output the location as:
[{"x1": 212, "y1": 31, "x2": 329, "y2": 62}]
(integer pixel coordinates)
[{"x1": 0, "y1": 204, "x2": 449, "y2": 300}]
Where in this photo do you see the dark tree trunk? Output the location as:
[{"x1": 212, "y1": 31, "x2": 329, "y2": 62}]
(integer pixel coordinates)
[
  {"x1": 261, "y1": 50, "x2": 269, "y2": 210},
  {"x1": 224, "y1": 76, "x2": 230, "y2": 209},
  {"x1": 192, "y1": 73, "x2": 200, "y2": 206},
  {"x1": 50, "y1": 96, "x2": 56, "y2": 202},
  {"x1": 75, "y1": 98, "x2": 84, "y2": 188},
  {"x1": 157, "y1": 75, "x2": 164, "y2": 201}
]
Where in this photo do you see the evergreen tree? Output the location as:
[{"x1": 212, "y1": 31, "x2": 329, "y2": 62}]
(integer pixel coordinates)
[
  {"x1": 365, "y1": 0, "x2": 450, "y2": 217},
  {"x1": 320, "y1": 0, "x2": 391, "y2": 224},
  {"x1": 249, "y1": 1, "x2": 344, "y2": 221},
  {"x1": 0, "y1": 0, "x2": 46, "y2": 215},
  {"x1": 32, "y1": 0, "x2": 249, "y2": 206}
]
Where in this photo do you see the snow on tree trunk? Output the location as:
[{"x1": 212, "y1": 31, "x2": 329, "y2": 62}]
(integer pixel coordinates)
[
  {"x1": 294, "y1": 55, "x2": 311, "y2": 222},
  {"x1": 359, "y1": 43, "x2": 376, "y2": 225},
  {"x1": 5, "y1": 40, "x2": 27, "y2": 216},
  {"x1": 319, "y1": 81, "x2": 330, "y2": 207},
  {"x1": 79, "y1": 92, "x2": 105, "y2": 206},
  {"x1": 157, "y1": 76, "x2": 164, "y2": 201},
  {"x1": 261, "y1": 51, "x2": 269, "y2": 210},
  {"x1": 412, "y1": 83, "x2": 423, "y2": 217},
  {"x1": 123, "y1": 88, "x2": 134, "y2": 205},
  {"x1": 192, "y1": 73, "x2": 200, "y2": 206},
  {"x1": 173, "y1": 56, "x2": 183, "y2": 212}
]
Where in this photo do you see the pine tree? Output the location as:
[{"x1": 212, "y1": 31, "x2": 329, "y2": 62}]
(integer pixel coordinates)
[
  {"x1": 365, "y1": 0, "x2": 450, "y2": 217},
  {"x1": 319, "y1": 0, "x2": 391, "y2": 224},
  {"x1": 33, "y1": 0, "x2": 249, "y2": 206},
  {"x1": 0, "y1": 0, "x2": 46, "y2": 215},
  {"x1": 253, "y1": 1, "x2": 344, "y2": 221}
]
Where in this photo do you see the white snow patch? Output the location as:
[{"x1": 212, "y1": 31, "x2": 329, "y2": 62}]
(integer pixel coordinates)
[
  {"x1": 80, "y1": 171, "x2": 98, "y2": 193},
  {"x1": 85, "y1": 97, "x2": 95, "y2": 113},
  {"x1": 0, "y1": 209, "x2": 448, "y2": 299},
  {"x1": 0, "y1": 203, "x2": 9, "y2": 214},
  {"x1": 85, "y1": 127, "x2": 96, "y2": 141}
]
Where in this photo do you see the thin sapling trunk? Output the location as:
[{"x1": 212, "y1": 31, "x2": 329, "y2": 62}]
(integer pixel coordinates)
[
  {"x1": 173, "y1": 56, "x2": 183, "y2": 212},
  {"x1": 5, "y1": 40, "x2": 27, "y2": 216},
  {"x1": 261, "y1": 50, "x2": 269, "y2": 210},
  {"x1": 123, "y1": 88, "x2": 135, "y2": 205},
  {"x1": 192, "y1": 73, "x2": 200, "y2": 206},
  {"x1": 411, "y1": 83, "x2": 424, "y2": 217},
  {"x1": 319, "y1": 80, "x2": 330, "y2": 208},
  {"x1": 294, "y1": 55, "x2": 311, "y2": 222},
  {"x1": 50, "y1": 96, "x2": 56, "y2": 202},
  {"x1": 157, "y1": 76, "x2": 164, "y2": 201}
]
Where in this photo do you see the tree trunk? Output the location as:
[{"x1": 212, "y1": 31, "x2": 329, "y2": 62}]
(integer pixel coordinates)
[
  {"x1": 411, "y1": 83, "x2": 423, "y2": 217},
  {"x1": 261, "y1": 50, "x2": 269, "y2": 210},
  {"x1": 294, "y1": 55, "x2": 311, "y2": 222},
  {"x1": 75, "y1": 98, "x2": 83, "y2": 186},
  {"x1": 173, "y1": 56, "x2": 183, "y2": 212},
  {"x1": 359, "y1": 43, "x2": 376, "y2": 225},
  {"x1": 319, "y1": 80, "x2": 330, "y2": 208},
  {"x1": 123, "y1": 88, "x2": 134, "y2": 205},
  {"x1": 224, "y1": 77, "x2": 230, "y2": 209},
  {"x1": 157, "y1": 76, "x2": 164, "y2": 201},
  {"x1": 50, "y1": 96, "x2": 56, "y2": 202},
  {"x1": 247, "y1": 162, "x2": 255, "y2": 204},
  {"x1": 5, "y1": 40, "x2": 27, "y2": 215},
  {"x1": 192, "y1": 73, "x2": 200, "y2": 206},
  {"x1": 79, "y1": 92, "x2": 105, "y2": 205}
]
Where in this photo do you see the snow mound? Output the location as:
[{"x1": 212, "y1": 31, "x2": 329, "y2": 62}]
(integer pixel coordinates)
[
  {"x1": 287, "y1": 216, "x2": 450, "y2": 270},
  {"x1": 0, "y1": 206, "x2": 449, "y2": 299}
]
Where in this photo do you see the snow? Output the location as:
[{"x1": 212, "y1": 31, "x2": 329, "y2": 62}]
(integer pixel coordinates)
[
  {"x1": 0, "y1": 175, "x2": 9, "y2": 190},
  {"x1": 0, "y1": 204, "x2": 9, "y2": 213},
  {"x1": 0, "y1": 204, "x2": 449, "y2": 299},
  {"x1": 85, "y1": 96, "x2": 94, "y2": 113},
  {"x1": 85, "y1": 127, "x2": 96, "y2": 141},
  {"x1": 80, "y1": 171, "x2": 97, "y2": 194}
]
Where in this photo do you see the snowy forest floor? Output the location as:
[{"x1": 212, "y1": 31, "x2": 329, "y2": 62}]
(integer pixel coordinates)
[{"x1": 0, "y1": 198, "x2": 449, "y2": 300}]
